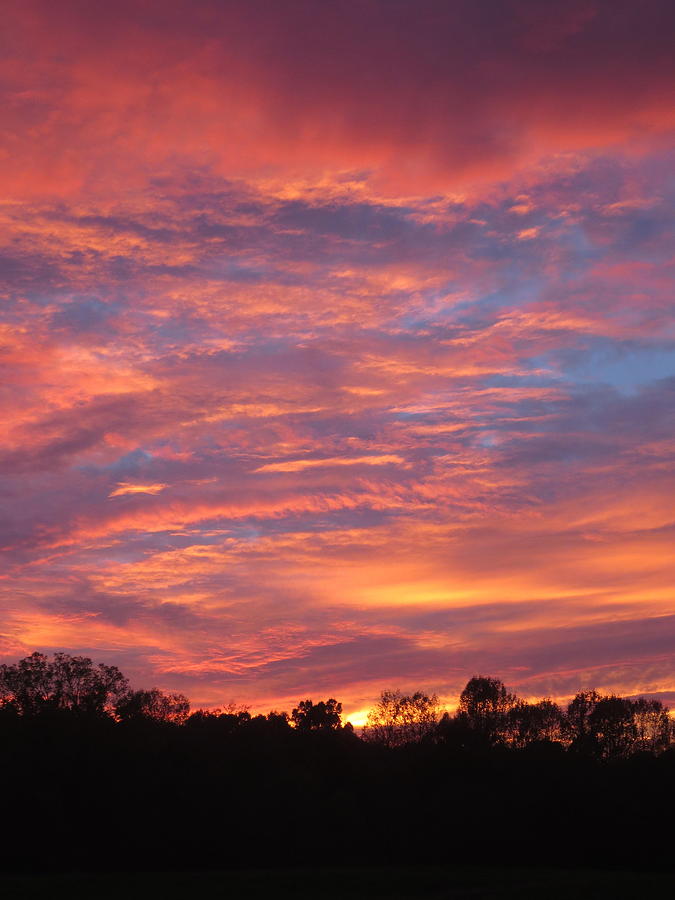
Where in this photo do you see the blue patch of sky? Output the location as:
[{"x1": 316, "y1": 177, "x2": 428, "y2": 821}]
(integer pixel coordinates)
[
  {"x1": 273, "y1": 199, "x2": 415, "y2": 241},
  {"x1": 533, "y1": 339, "x2": 675, "y2": 394},
  {"x1": 50, "y1": 296, "x2": 120, "y2": 332},
  {"x1": 568, "y1": 342, "x2": 675, "y2": 393},
  {"x1": 76, "y1": 448, "x2": 154, "y2": 477},
  {"x1": 553, "y1": 222, "x2": 600, "y2": 267},
  {"x1": 451, "y1": 275, "x2": 547, "y2": 323}
]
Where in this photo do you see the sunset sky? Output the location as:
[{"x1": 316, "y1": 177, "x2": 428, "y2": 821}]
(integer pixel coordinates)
[{"x1": 2, "y1": 0, "x2": 674, "y2": 722}]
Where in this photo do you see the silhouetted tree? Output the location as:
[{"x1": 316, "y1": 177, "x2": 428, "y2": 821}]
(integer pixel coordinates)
[
  {"x1": 566, "y1": 691, "x2": 640, "y2": 758},
  {"x1": 363, "y1": 689, "x2": 440, "y2": 746},
  {"x1": 115, "y1": 687, "x2": 190, "y2": 725},
  {"x1": 506, "y1": 699, "x2": 564, "y2": 748},
  {"x1": 291, "y1": 698, "x2": 342, "y2": 730},
  {"x1": 589, "y1": 695, "x2": 637, "y2": 760},
  {"x1": 631, "y1": 698, "x2": 672, "y2": 754},
  {"x1": 565, "y1": 691, "x2": 600, "y2": 750},
  {"x1": 457, "y1": 676, "x2": 516, "y2": 746},
  {"x1": 0, "y1": 651, "x2": 128, "y2": 716},
  {"x1": 186, "y1": 707, "x2": 254, "y2": 735}
]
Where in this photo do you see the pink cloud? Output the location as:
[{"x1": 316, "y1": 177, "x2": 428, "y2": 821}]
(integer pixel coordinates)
[{"x1": 0, "y1": 0, "x2": 674, "y2": 717}]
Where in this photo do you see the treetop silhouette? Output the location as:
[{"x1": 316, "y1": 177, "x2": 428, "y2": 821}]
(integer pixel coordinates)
[{"x1": 0, "y1": 653, "x2": 672, "y2": 760}]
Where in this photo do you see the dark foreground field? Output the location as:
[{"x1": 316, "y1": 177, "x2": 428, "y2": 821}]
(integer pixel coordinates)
[{"x1": 1, "y1": 867, "x2": 674, "y2": 899}]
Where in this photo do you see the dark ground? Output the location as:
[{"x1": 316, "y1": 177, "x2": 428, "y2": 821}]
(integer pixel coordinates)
[{"x1": 1, "y1": 867, "x2": 674, "y2": 899}]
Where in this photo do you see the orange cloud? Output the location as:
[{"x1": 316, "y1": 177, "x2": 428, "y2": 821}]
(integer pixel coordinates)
[
  {"x1": 254, "y1": 454, "x2": 405, "y2": 473},
  {"x1": 1, "y1": 0, "x2": 674, "y2": 718},
  {"x1": 109, "y1": 483, "x2": 168, "y2": 498}
]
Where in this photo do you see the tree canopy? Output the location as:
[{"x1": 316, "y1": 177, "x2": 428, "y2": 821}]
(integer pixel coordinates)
[
  {"x1": 0, "y1": 651, "x2": 128, "y2": 717},
  {"x1": 363, "y1": 689, "x2": 440, "y2": 747},
  {"x1": 291, "y1": 698, "x2": 343, "y2": 730},
  {"x1": 0, "y1": 653, "x2": 672, "y2": 759}
]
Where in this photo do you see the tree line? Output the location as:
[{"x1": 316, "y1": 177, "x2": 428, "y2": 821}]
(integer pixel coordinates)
[
  {"x1": 363, "y1": 678, "x2": 672, "y2": 758},
  {"x1": 1, "y1": 652, "x2": 675, "y2": 873},
  {"x1": 1, "y1": 653, "x2": 671, "y2": 761}
]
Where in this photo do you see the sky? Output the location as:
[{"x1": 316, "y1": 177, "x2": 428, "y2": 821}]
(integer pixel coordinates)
[{"x1": 1, "y1": 0, "x2": 674, "y2": 722}]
